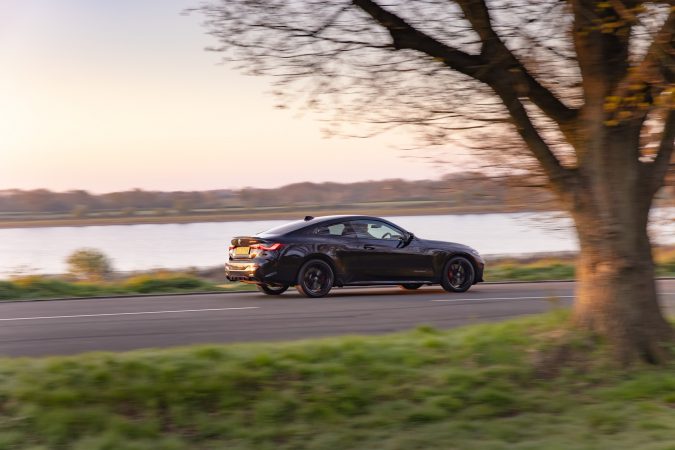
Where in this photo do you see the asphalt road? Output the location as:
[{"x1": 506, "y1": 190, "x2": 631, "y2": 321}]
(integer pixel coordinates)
[{"x1": 1, "y1": 280, "x2": 674, "y2": 357}]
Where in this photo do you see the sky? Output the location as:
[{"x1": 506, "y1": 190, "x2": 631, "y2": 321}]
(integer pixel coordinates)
[{"x1": 0, "y1": 0, "x2": 445, "y2": 193}]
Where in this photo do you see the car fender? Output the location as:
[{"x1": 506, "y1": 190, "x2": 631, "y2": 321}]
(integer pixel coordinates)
[{"x1": 296, "y1": 253, "x2": 340, "y2": 285}]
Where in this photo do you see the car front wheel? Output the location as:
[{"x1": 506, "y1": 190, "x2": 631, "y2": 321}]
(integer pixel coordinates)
[
  {"x1": 440, "y1": 256, "x2": 475, "y2": 293},
  {"x1": 296, "y1": 259, "x2": 334, "y2": 298},
  {"x1": 256, "y1": 283, "x2": 289, "y2": 295}
]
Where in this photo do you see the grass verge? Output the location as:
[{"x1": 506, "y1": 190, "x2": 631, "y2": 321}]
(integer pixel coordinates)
[
  {"x1": 3, "y1": 312, "x2": 675, "y2": 449},
  {"x1": 1, "y1": 249, "x2": 673, "y2": 300},
  {"x1": 0, "y1": 273, "x2": 252, "y2": 301},
  {"x1": 486, "y1": 248, "x2": 675, "y2": 281}
]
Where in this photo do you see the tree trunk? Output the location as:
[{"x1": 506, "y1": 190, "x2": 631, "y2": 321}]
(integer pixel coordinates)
[
  {"x1": 570, "y1": 131, "x2": 672, "y2": 365},
  {"x1": 573, "y1": 214, "x2": 672, "y2": 364}
]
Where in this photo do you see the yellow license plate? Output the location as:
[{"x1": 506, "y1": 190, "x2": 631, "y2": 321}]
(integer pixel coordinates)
[{"x1": 234, "y1": 246, "x2": 250, "y2": 256}]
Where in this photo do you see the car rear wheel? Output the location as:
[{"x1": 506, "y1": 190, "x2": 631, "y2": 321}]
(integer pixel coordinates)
[
  {"x1": 441, "y1": 256, "x2": 475, "y2": 293},
  {"x1": 296, "y1": 260, "x2": 334, "y2": 298},
  {"x1": 256, "y1": 283, "x2": 289, "y2": 295},
  {"x1": 400, "y1": 284, "x2": 422, "y2": 290}
]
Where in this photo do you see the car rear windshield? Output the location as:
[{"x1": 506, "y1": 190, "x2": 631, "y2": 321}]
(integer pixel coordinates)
[{"x1": 257, "y1": 220, "x2": 311, "y2": 237}]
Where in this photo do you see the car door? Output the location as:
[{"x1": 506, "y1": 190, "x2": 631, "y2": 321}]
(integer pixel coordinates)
[
  {"x1": 310, "y1": 221, "x2": 362, "y2": 283},
  {"x1": 348, "y1": 219, "x2": 432, "y2": 281}
]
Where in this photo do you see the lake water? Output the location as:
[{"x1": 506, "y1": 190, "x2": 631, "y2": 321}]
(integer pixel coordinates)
[{"x1": 0, "y1": 209, "x2": 673, "y2": 277}]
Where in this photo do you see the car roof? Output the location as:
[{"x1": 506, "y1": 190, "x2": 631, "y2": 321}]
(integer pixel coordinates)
[
  {"x1": 302, "y1": 215, "x2": 408, "y2": 231},
  {"x1": 256, "y1": 215, "x2": 404, "y2": 237},
  {"x1": 306, "y1": 215, "x2": 377, "y2": 223}
]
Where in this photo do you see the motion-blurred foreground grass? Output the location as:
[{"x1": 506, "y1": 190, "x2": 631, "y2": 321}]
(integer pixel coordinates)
[{"x1": 3, "y1": 312, "x2": 675, "y2": 449}]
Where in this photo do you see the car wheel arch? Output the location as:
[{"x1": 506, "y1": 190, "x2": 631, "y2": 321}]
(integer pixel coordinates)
[
  {"x1": 441, "y1": 252, "x2": 478, "y2": 275},
  {"x1": 296, "y1": 253, "x2": 339, "y2": 285},
  {"x1": 442, "y1": 252, "x2": 481, "y2": 285}
]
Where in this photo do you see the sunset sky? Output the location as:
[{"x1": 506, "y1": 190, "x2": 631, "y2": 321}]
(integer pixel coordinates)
[{"x1": 0, "y1": 0, "x2": 446, "y2": 193}]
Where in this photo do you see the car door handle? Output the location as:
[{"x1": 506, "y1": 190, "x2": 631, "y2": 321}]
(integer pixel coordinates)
[{"x1": 363, "y1": 245, "x2": 376, "y2": 250}]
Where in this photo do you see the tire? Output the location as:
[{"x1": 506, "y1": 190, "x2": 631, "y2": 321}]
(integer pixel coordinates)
[
  {"x1": 296, "y1": 259, "x2": 334, "y2": 298},
  {"x1": 400, "y1": 284, "x2": 422, "y2": 290},
  {"x1": 440, "y1": 256, "x2": 475, "y2": 293},
  {"x1": 256, "y1": 283, "x2": 289, "y2": 295}
]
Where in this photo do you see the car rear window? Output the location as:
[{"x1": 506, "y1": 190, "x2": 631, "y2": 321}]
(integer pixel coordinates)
[
  {"x1": 257, "y1": 220, "x2": 311, "y2": 237},
  {"x1": 313, "y1": 222, "x2": 356, "y2": 237}
]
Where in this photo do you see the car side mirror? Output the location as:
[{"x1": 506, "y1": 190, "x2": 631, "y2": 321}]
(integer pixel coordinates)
[{"x1": 403, "y1": 232, "x2": 414, "y2": 246}]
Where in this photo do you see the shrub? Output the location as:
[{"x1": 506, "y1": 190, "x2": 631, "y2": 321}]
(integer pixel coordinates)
[{"x1": 66, "y1": 248, "x2": 113, "y2": 282}]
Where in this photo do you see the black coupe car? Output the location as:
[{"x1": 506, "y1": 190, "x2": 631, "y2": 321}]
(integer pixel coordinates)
[{"x1": 225, "y1": 215, "x2": 484, "y2": 297}]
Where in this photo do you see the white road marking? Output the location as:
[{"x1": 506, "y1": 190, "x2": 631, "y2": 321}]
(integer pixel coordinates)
[
  {"x1": 0, "y1": 307, "x2": 260, "y2": 322},
  {"x1": 431, "y1": 295, "x2": 574, "y2": 302},
  {"x1": 432, "y1": 293, "x2": 675, "y2": 303}
]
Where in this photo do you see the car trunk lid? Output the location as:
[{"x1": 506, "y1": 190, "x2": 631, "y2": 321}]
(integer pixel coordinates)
[{"x1": 229, "y1": 236, "x2": 281, "y2": 259}]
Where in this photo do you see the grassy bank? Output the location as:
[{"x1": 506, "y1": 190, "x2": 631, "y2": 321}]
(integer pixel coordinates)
[
  {"x1": 486, "y1": 258, "x2": 577, "y2": 281},
  {"x1": 2, "y1": 250, "x2": 674, "y2": 301},
  {"x1": 486, "y1": 247, "x2": 675, "y2": 281},
  {"x1": 0, "y1": 273, "x2": 248, "y2": 301},
  {"x1": 3, "y1": 312, "x2": 675, "y2": 449}
]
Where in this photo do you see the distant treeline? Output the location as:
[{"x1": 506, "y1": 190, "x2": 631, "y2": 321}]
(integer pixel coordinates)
[
  {"x1": 0, "y1": 172, "x2": 618, "y2": 215},
  {"x1": 235, "y1": 173, "x2": 556, "y2": 208},
  {"x1": 0, "y1": 188, "x2": 232, "y2": 214}
]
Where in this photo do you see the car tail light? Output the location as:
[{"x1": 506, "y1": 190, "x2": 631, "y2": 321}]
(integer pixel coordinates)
[{"x1": 251, "y1": 243, "x2": 283, "y2": 251}]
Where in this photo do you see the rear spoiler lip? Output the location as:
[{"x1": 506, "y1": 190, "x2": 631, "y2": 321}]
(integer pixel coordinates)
[{"x1": 230, "y1": 236, "x2": 278, "y2": 246}]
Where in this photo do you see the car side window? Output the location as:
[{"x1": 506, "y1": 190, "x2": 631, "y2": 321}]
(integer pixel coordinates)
[
  {"x1": 349, "y1": 220, "x2": 404, "y2": 240},
  {"x1": 313, "y1": 222, "x2": 356, "y2": 238}
]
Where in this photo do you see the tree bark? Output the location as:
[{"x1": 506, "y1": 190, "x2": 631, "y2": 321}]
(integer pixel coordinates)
[
  {"x1": 573, "y1": 215, "x2": 672, "y2": 364},
  {"x1": 570, "y1": 129, "x2": 673, "y2": 364}
]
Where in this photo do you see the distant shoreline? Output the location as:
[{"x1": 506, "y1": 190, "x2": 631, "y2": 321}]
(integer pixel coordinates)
[{"x1": 0, "y1": 204, "x2": 553, "y2": 229}]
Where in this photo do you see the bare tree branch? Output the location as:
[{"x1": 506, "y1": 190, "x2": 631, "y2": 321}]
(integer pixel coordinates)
[
  {"x1": 456, "y1": 0, "x2": 578, "y2": 125},
  {"x1": 611, "y1": 10, "x2": 675, "y2": 123},
  {"x1": 571, "y1": 0, "x2": 634, "y2": 107},
  {"x1": 649, "y1": 109, "x2": 675, "y2": 195},
  {"x1": 352, "y1": 0, "x2": 570, "y2": 187},
  {"x1": 351, "y1": 0, "x2": 488, "y2": 80},
  {"x1": 638, "y1": 9, "x2": 674, "y2": 85},
  {"x1": 491, "y1": 84, "x2": 572, "y2": 191}
]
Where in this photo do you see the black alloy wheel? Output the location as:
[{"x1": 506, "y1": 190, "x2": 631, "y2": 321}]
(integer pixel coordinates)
[
  {"x1": 296, "y1": 259, "x2": 334, "y2": 298},
  {"x1": 400, "y1": 284, "x2": 422, "y2": 290},
  {"x1": 440, "y1": 256, "x2": 475, "y2": 293},
  {"x1": 256, "y1": 283, "x2": 289, "y2": 295}
]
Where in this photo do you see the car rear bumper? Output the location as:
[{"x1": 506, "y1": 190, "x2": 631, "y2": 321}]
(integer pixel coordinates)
[
  {"x1": 225, "y1": 262, "x2": 261, "y2": 282},
  {"x1": 225, "y1": 259, "x2": 282, "y2": 283}
]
